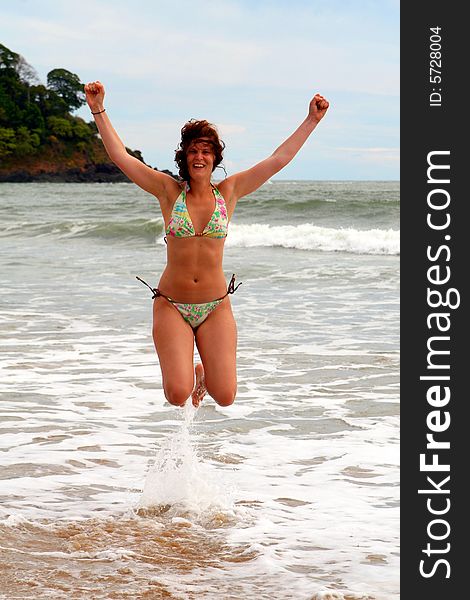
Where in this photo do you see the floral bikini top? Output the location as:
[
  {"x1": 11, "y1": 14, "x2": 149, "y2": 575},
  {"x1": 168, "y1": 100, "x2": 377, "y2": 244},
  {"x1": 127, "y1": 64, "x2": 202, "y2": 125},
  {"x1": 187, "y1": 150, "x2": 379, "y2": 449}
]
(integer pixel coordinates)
[{"x1": 165, "y1": 182, "x2": 228, "y2": 239}]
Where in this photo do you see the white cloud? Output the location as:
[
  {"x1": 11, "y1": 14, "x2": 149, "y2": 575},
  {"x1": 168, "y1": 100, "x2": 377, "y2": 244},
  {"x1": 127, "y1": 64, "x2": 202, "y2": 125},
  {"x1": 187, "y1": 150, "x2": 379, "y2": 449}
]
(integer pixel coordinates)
[
  {"x1": 217, "y1": 123, "x2": 247, "y2": 136},
  {"x1": 2, "y1": 0, "x2": 399, "y2": 179},
  {"x1": 3, "y1": 0, "x2": 398, "y2": 95},
  {"x1": 334, "y1": 146, "x2": 400, "y2": 164}
]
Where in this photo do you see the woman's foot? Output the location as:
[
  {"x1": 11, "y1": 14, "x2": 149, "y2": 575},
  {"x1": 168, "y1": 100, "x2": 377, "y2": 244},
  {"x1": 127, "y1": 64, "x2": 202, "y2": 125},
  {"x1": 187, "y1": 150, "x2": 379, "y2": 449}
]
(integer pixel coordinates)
[{"x1": 191, "y1": 363, "x2": 207, "y2": 407}]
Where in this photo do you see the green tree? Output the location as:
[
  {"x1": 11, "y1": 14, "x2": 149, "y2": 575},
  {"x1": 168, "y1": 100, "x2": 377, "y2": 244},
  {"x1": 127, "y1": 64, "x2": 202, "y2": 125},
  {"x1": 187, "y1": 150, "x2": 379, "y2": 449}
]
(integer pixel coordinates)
[
  {"x1": 13, "y1": 126, "x2": 41, "y2": 156},
  {"x1": 72, "y1": 118, "x2": 93, "y2": 140},
  {"x1": 47, "y1": 68, "x2": 85, "y2": 112},
  {"x1": 0, "y1": 127, "x2": 16, "y2": 158},
  {"x1": 0, "y1": 43, "x2": 20, "y2": 72},
  {"x1": 1, "y1": 43, "x2": 154, "y2": 177},
  {"x1": 0, "y1": 80, "x2": 23, "y2": 127},
  {"x1": 27, "y1": 83, "x2": 67, "y2": 118},
  {"x1": 0, "y1": 126, "x2": 41, "y2": 156},
  {"x1": 47, "y1": 116, "x2": 73, "y2": 138},
  {"x1": 23, "y1": 103, "x2": 45, "y2": 133}
]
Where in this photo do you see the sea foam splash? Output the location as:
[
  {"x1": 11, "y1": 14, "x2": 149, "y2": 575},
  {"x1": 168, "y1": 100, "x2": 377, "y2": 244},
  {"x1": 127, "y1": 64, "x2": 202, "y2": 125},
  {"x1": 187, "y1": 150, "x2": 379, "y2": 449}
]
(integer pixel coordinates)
[
  {"x1": 226, "y1": 223, "x2": 399, "y2": 255},
  {"x1": 138, "y1": 403, "x2": 234, "y2": 517}
]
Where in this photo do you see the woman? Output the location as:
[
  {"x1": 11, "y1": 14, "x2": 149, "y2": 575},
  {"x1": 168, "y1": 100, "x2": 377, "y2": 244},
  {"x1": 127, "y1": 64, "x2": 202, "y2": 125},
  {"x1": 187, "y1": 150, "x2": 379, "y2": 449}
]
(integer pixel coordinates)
[{"x1": 84, "y1": 81, "x2": 329, "y2": 408}]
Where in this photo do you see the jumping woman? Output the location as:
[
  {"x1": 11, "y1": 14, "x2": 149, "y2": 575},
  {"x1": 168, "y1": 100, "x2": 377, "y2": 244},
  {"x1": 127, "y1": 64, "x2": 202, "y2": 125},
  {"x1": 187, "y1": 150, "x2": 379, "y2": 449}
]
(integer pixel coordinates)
[{"x1": 84, "y1": 82, "x2": 329, "y2": 408}]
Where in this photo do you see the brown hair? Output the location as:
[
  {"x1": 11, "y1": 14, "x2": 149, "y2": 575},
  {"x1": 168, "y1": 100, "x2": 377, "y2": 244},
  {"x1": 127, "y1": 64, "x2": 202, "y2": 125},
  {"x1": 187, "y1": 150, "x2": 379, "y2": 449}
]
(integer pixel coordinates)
[{"x1": 175, "y1": 119, "x2": 225, "y2": 182}]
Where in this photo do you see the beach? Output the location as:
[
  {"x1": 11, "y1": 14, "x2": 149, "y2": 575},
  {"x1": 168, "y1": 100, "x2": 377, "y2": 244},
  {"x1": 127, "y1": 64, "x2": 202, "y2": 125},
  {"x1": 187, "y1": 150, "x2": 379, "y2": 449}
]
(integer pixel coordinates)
[{"x1": 0, "y1": 180, "x2": 399, "y2": 599}]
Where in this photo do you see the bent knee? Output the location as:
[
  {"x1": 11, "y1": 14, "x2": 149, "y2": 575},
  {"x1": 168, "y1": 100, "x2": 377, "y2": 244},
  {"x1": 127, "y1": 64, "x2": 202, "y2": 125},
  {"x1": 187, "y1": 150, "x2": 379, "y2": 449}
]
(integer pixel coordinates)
[
  {"x1": 212, "y1": 388, "x2": 237, "y2": 407},
  {"x1": 164, "y1": 384, "x2": 191, "y2": 407}
]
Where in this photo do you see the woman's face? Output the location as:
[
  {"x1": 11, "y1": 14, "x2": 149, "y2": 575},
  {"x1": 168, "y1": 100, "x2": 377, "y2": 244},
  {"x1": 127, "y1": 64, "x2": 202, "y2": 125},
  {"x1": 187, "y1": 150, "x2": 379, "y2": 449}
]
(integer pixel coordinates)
[{"x1": 186, "y1": 139, "x2": 215, "y2": 180}]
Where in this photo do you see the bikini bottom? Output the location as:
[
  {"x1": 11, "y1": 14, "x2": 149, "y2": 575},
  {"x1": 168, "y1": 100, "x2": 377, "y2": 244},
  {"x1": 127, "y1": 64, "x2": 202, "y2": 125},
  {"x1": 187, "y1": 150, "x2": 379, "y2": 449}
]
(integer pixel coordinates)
[{"x1": 136, "y1": 274, "x2": 241, "y2": 330}]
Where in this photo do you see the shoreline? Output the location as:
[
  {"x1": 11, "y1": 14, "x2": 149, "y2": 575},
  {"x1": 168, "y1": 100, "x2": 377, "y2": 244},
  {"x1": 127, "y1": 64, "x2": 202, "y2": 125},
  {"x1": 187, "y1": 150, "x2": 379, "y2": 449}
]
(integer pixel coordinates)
[{"x1": 0, "y1": 166, "x2": 178, "y2": 184}]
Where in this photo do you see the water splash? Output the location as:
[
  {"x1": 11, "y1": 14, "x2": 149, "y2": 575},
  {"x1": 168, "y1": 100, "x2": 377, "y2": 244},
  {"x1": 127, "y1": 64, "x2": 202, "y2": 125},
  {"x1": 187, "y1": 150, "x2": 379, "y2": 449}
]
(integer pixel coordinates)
[{"x1": 138, "y1": 403, "x2": 234, "y2": 517}]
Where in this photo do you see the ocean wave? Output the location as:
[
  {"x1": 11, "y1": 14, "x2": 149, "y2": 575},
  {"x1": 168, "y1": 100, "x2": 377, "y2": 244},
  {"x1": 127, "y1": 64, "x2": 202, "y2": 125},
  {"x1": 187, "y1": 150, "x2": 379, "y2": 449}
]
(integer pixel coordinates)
[
  {"x1": 226, "y1": 223, "x2": 399, "y2": 255},
  {"x1": 242, "y1": 195, "x2": 399, "y2": 209},
  {"x1": 1, "y1": 218, "x2": 163, "y2": 240},
  {"x1": 2, "y1": 218, "x2": 399, "y2": 255}
]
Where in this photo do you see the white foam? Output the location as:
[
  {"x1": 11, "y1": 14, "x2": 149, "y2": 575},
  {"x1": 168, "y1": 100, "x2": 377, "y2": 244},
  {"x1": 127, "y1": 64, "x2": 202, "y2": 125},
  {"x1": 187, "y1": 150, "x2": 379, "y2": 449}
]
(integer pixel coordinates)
[
  {"x1": 138, "y1": 404, "x2": 235, "y2": 516},
  {"x1": 226, "y1": 223, "x2": 399, "y2": 255},
  {"x1": 0, "y1": 544, "x2": 135, "y2": 561},
  {"x1": 0, "y1": 513, "x2": 30, "y2": 527}
]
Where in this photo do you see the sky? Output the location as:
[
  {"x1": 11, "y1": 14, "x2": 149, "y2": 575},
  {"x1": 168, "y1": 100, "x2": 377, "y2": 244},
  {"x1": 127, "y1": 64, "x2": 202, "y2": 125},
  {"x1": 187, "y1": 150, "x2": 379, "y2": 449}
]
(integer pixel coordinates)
[{"x1": 1, "y1": 0, "x2": 399, "y2": 180}]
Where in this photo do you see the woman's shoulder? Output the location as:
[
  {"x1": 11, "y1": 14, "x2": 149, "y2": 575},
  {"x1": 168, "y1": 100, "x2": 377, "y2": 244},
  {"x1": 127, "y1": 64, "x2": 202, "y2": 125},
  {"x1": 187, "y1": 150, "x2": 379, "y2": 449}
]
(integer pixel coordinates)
[{"x1": 214, "y1": 177, "x2": 236, "y2": 204}]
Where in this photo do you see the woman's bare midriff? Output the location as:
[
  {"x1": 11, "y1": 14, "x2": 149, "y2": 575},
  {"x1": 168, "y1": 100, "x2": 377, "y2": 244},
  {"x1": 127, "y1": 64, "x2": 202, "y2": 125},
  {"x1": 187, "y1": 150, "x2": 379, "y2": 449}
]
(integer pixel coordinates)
[{"x1": 157, "y1": 236, "x2": 228, "y2": 302}]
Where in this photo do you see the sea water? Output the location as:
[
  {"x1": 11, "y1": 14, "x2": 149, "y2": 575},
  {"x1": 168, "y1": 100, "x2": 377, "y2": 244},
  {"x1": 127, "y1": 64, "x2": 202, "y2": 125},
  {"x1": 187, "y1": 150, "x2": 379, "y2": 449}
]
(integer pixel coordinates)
[{"x1": 0, "y1": 181, "x2": 399, "y2": 599}]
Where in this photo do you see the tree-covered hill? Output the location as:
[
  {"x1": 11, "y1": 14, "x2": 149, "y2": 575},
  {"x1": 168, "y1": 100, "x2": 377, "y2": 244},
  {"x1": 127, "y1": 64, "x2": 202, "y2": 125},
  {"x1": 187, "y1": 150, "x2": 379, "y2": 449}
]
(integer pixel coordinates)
[{"x1": 0, "y1": 43, "x2": 174, "y2": 182}]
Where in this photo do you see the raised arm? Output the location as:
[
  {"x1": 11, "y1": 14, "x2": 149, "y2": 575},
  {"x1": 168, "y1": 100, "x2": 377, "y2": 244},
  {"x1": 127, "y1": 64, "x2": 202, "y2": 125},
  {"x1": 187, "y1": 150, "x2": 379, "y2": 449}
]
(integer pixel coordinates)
[
  {"x1": 225, "y1": 93, "x2": 329, "y2": 202},
  {"x1": 84, "y1": 81, "x2": 177, "y2": 203}
]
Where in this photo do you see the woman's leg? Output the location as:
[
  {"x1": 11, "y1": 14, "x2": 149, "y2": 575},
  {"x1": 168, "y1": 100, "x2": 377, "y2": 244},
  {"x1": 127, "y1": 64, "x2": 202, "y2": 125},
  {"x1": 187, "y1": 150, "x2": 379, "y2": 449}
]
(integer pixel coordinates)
[
  {"x1": 153, "y1": 297, "x2": 195, "y2": 406},
  {"x1": 195, "y1": 299, "x2": 237, "y2": 407}
]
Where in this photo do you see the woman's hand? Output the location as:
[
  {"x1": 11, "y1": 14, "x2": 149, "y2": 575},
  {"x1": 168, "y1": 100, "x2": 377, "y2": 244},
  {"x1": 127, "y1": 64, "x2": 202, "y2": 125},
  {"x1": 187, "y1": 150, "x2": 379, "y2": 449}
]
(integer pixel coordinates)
[
  {"x1": 308, "y1": 93, "x2": 330, "y2": 123},
  {"x1": 84, "y1": 80, "x2": 105, "y2": 112}
]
